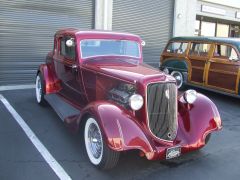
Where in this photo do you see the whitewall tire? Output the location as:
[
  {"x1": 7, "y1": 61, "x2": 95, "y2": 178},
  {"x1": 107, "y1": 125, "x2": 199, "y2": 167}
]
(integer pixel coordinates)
[
  {"x1": 170, "y1": 71, "x2": 185, "y2": 90},
  {"x1": 35, "y1": 73, "x2": 46, "y2": 105},
  {"x1": 84, "y1": 117, "x2": 120, "y2": 169}
]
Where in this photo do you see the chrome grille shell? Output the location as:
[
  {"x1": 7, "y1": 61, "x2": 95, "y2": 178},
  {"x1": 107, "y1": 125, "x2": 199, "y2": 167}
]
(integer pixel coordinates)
[{"x1": 146, "y1": 82, "x2": 178, "y2": 141}]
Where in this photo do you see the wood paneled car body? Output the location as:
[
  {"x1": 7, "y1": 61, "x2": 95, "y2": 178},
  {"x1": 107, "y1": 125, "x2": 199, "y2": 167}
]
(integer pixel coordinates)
[
  {"x1": 160, "y1": 37, "x2": 240, "y2": 96},
  {"x1": 36, "y1": 29, "x2": 222, "y2": 169}
]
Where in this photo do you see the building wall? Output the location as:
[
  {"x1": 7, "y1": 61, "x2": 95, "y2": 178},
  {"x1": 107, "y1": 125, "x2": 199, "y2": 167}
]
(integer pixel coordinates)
[
  {"x1": 0, "y1": 0, "x2": 94, "y2": 85},
  {"x1": 173, "y1": 0, "x2": 197, "y2": 37}
]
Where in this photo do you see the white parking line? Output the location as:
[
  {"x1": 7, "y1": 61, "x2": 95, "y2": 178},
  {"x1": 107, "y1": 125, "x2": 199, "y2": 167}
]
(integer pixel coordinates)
[
  {"x1": 0, "y1": 84, "x2": 35, "y2": 91},
  {"x1": 0, "y1": 94, "x2": 72, "y2": 180}
]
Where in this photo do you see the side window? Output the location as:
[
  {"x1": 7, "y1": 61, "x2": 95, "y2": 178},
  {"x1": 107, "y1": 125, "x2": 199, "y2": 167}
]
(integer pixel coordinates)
[
  {"x1": 214, "y1": 44, "x2": 239, "y2": 61},
  {"x1": 60, "y1": 36, "x2": 75, "y2": 60},
  {"x1": 189, "y1": 43, "x2": 211, "y2": 57},
  {"x1": 166, "y1": 42, "x2": 188, "y2": 54}
]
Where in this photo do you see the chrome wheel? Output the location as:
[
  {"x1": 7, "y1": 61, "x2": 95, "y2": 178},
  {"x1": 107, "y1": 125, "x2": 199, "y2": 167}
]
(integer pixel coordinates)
[
  {"x1": 171, "y1": 71, "x2": 183, "y2": 89},
  {"x1": 84, "y1": 118, "x2": 103, "y2": 165},
  {"x1": 36, "y1": 75, "x2": 42, "y2": 103}
]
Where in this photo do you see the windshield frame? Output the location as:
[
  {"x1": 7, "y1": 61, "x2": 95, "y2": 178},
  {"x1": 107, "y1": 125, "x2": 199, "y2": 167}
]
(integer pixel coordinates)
[{"x1": 79, "y1": 39, "x2": 141, "y2": 60}]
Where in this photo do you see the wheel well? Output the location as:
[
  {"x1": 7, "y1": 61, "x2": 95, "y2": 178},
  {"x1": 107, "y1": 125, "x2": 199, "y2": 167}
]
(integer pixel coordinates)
[
  {"x1": 79, "y1": 113, "x2": 91, "y2": 133},
  {"x1": 36, "y1": 70, "x2": 40, "y2": 76}
]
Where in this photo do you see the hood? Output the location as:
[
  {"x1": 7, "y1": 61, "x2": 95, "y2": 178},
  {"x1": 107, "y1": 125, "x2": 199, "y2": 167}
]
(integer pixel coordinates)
[{"x1": 82, "y1": 56, "x2": 175, "y2": 84}]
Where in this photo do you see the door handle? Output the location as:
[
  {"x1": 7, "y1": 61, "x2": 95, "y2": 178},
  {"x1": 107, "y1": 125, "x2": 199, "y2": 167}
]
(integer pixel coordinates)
[
  {"x1": 72, "y1": 64, "x2": 77, "y2": 69},
  {"x1": 71, "y1": 64, "x2": 78, "y2": 73}
]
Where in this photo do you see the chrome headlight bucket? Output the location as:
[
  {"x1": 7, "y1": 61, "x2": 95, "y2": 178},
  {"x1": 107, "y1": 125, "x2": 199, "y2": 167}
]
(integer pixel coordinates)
[
  {"x1": 183, "y1": 90, "x2": 197, "y2": 104},
  {"x1": 129, "y1": 94, "x2": 143, "y2": 111}
]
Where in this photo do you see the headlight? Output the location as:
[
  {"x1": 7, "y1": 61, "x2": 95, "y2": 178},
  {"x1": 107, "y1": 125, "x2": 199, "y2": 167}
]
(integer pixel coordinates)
[
  {"x1": 183, "y1": 90, "x2": 197, "y2": 104},
  {"x1": 129, "y1": 94, "x2": 143, "y2": 110}
]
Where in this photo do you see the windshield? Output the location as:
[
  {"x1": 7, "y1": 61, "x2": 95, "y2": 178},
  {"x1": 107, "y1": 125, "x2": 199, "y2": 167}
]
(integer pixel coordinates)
[{"x1": 80, "y1": 39, "x2": 140, "y2": 59}]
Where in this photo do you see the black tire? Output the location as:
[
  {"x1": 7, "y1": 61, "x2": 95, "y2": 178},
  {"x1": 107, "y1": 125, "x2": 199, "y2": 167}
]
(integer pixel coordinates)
[
  {"x1": 84, "y1": 117, "x2": 120, "y2": 170},
  {"x1": 205, "y1": 133, "x2": 211, "y2": 145},
  {"x1": 35, "y1": 73, "x2": 47, "y2": 106},
  {"x1": 170, "y1": 71, "x2": 186, "y2": 90}
]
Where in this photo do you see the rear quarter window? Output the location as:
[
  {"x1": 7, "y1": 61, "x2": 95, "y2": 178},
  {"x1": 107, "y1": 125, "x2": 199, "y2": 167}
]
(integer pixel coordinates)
[{"x1": 165, "y1": 42, "x2": 188, "y2": 55}]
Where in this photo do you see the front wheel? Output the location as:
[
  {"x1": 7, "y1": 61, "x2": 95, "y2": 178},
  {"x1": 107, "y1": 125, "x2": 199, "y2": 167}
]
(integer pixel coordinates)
[
  {"x1": 35, "y1": 73, "x2": 46, "y2": 105},
  {"x1": 84, "y1": 117, "x2": 120, "y2": 170},
  {"x1": 170, "y1": 71, "x2": 185, "y2": 90}
]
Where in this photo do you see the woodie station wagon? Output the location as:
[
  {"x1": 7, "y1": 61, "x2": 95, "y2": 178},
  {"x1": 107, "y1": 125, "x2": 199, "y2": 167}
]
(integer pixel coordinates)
[
  {"x1": 160, "y1": 37, "x2": 240, "y2": 97},
  {"x1": 35, "y1": 29, "x2": 222, "y2": 169}
]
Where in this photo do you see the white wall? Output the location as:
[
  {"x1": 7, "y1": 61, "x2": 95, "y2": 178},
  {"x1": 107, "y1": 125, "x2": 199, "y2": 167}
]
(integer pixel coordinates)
[{"x1": 173, "y1": 0, "x2": 197, "y2": 37}]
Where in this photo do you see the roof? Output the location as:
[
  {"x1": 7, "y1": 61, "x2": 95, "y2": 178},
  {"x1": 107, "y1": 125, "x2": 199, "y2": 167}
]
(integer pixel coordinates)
[
  {"x1": 55, "y1": 28, "x2": 140, "y2": 39},
  {"x1": 171, "y1": 36, "x2": 240, "y2": 49}
]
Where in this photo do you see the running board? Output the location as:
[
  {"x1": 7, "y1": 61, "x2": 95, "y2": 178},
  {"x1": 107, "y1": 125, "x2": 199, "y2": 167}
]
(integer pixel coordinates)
[{"x1": 45, "y1": 94, "x2": 80, "y2": 121}]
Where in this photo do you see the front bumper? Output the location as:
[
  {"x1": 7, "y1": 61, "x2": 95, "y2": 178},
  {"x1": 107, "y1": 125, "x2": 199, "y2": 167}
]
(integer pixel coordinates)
[{"x1": 144, "y1": 127, "x2": 220, "y2": 160}]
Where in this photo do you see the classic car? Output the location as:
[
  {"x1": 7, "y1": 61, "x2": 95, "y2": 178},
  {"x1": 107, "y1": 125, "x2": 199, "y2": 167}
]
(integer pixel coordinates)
[
  {"x1": 160, "y1": 37, "x2": 240, "y2": 97},
  {"x1": 36, "y1": 29, "x2": 222, "y2": 169}
]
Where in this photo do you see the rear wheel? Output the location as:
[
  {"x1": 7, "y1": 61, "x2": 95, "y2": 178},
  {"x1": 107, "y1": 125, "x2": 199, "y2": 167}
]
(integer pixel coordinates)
[
  {"x1": 170, "y1": 71, "x2": 185, "y2": 90},
  {"x1": 84, "y1": 117, "x2": 120, "y2": 169},
  {"x1": 35, "y1": 73, "x2": 46, "y2": 105}
]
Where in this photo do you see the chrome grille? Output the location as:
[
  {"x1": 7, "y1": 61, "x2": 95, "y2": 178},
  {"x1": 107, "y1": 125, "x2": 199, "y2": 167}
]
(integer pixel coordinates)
[{"x1": 147, "y1": 83, "x2": 177, "y2": 141}]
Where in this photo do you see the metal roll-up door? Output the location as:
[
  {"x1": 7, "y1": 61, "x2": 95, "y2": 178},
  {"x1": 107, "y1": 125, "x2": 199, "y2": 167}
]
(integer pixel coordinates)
[
  {"x1": 0, "y1": 0, "x2": 94, "y2": 85},
  {"x1": 112, "y1": 0, "x2": 174, "y2": 67}
]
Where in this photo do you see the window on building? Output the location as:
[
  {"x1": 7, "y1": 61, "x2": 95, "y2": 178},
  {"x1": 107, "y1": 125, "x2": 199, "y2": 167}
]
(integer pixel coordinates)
[
  {"x1": 189, "y1": 43, "x2": 211, "y2": 57},
  {"x1": 60, "y1": 37, "x2": 75, "y2": 60},
  {"x1": 230, "y1": 25, "x2": 240, "y2": 38},
  {"x1": 195, "y1": 20, "x2": 200, "y2": 36},
  {"x1": 214, "y1": 44, "x2": 239, "y2": 61},
  {"x1": 201, "y1": 21, "x2": 216, "y2": 37},
  {"x1": 216, "y1": 23, "x2": 229, "y2": 37},
  {"x1": 165, "y1": 42, "x2": 188, "y2": 54}
]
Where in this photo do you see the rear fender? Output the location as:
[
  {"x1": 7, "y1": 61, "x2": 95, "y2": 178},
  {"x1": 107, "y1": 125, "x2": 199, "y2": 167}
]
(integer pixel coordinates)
[
  {"x1": 37, "y1": 64, "x2": 61, "y2": 94},
  {"x1": 178, "y1": 93, "x2": 222, "y2": 149},
  {"x1": 79, "y1": 101, "x2": 154, "y2": 153}
]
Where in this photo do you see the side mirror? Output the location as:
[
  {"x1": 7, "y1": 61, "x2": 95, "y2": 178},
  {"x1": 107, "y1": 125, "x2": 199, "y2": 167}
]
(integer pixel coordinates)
[
  {"x1": 141, "y1": 41, "x2": 146, "y2": 47},
  {"x1": 66, "y1": 38, "x2": 75, "y2": 47}
]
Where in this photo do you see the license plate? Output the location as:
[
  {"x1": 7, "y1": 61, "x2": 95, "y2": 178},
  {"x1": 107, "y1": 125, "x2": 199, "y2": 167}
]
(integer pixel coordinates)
[{"x1": 166, "y1": 146, "x2": 181, "y2": 159}]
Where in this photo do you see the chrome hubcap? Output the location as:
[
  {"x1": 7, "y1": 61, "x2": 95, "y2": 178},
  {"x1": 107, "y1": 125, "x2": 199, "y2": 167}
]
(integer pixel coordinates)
[
  {"x1": 172, "y1": 72, "x2": 183, "y2": 88},
  {"x1": 88, "y1": 123, "x2": 103, "y2": 159}
]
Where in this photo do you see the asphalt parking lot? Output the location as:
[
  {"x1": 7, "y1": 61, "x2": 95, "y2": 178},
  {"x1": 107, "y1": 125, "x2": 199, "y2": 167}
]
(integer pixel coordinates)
[{"x1": 0, "y1": 88, "x2": 240, "y2": 180}]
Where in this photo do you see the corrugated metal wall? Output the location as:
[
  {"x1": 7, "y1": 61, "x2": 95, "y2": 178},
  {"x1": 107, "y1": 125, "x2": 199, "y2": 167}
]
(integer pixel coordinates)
[
  {"x1": 0, "y1": 0, "x2": 94, "y2": 85},
  {"x1": 112, "y1": 0, "x2": 174, "y2": 67}
]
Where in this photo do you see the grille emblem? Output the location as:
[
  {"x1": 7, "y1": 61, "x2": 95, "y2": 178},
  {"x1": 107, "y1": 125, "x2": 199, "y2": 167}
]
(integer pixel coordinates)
[
  {"x1": 165, "y1": 89, "x2": 169, "y2": 99},
  {"x1": 167, "y1": 132, "x2": 172, "y2": 139}
]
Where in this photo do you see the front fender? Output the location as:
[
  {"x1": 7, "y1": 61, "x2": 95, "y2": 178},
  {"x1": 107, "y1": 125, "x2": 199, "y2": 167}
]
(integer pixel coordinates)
[
  {"x1": 38, "y1": 64, "x2": 61, "y2": 94},
  {"x1": 178, "y1": 93, "x2": 222, "y2": 150},
  {"x1": 79, "y1": 101, "x2": 154, "y2": 154},
  {"x1": 161, "y1": 58, "x2": 188, "y2": 72}
]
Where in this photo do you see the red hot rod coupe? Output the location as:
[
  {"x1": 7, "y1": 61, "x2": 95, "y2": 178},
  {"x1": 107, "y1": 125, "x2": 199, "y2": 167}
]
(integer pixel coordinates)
[{"x1": 36, "y1": 28, "x2": 222, "y2": 169}]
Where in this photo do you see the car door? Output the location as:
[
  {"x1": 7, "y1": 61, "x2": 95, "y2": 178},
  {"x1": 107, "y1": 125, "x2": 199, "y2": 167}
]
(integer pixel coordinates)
[
  {"x1": 53, "y1": 35, "x2": 87, "y2": 107},
  {"x1": 188, "y1": 42, "x2": 212, "y2": 85},
  {"x1": 206, "y1": 43, "x2": 240, "y2": 94}
]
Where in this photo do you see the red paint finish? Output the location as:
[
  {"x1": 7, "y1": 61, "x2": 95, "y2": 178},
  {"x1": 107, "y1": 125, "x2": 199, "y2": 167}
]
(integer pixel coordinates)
[{"x1": 38, "y1": 29, "x2": 222, "y2": 161}]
